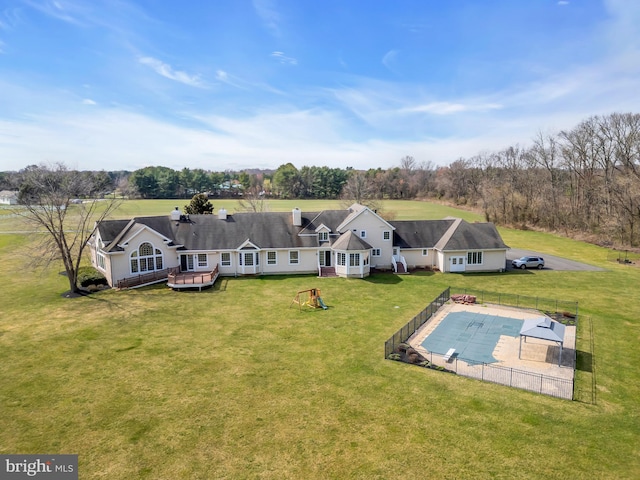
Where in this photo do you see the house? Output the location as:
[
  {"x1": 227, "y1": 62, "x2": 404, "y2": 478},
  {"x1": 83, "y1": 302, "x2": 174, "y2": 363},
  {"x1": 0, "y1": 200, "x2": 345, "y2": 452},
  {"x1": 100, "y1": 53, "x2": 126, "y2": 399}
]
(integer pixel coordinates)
[
  {"x1": 89, "y1": 204, "x2": 509, "y2": 289},
  {"x1": 0, "y1": 190, "x2": 19, "y2": 205}
]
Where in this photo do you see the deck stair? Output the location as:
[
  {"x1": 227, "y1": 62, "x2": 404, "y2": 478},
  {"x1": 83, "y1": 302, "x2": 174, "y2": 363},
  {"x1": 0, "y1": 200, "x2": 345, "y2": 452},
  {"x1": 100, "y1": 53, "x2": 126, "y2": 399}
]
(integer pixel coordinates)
[{"x1": 320, "y1": 266, "x2": 337, "y2": 277}]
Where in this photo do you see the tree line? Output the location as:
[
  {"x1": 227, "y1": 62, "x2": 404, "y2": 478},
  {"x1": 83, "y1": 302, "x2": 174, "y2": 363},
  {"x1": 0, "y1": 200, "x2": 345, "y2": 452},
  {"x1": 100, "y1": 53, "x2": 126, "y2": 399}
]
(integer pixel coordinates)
[
  {"x1": 435, "y1": 113, "x2": 640, "y2": 247},
  {"x1": 2, "y1": 112, "x2": 639, "y2": 247}
]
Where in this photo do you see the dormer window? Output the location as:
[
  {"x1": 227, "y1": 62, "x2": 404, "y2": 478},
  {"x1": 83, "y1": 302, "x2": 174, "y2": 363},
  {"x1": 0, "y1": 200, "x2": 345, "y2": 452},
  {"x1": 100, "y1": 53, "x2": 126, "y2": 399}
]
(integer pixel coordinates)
[{"x1": 318, "y1": 231, "x2": 329, "y2": 242}]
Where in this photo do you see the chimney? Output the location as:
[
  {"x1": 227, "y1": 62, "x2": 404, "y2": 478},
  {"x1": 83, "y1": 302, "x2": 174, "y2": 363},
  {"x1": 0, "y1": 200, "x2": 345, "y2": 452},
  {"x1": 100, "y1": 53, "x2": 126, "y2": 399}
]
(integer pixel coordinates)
[
  {"x1": 292, "y1": 207, "x2": 302, "y2": 227},
  {"x1": 218, "y1": 208, "x2": 227, "y2": 220},
  {"x1": 170, "y1": 207, "x2": 181, "y2": 221}
]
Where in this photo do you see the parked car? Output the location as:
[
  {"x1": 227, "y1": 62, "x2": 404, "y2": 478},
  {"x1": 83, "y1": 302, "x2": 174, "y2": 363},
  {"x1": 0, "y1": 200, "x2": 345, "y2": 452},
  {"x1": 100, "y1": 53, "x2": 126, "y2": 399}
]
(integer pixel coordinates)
[{"x1": 512, "y1": 256, "x2": 545, "y2": 269}]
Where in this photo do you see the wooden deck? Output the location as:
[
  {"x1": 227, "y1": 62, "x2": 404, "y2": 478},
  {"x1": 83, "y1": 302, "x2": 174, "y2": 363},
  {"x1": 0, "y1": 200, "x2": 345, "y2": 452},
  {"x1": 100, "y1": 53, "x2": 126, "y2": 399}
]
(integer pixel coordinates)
[
  {"x1": 116, "y1": 265, "x2": 219, "y2": 291},
  {"x1": 167, "y1": 265, "x2": 219, "y2": 291},
  {"x1": 116, "y1": 267, "x2": 180, "y2": 289}
]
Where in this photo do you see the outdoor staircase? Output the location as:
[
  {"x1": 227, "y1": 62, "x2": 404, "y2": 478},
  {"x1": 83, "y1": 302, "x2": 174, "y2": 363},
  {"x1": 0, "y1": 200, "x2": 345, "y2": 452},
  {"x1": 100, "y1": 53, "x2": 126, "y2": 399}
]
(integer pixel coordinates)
[
  {"x1": 320, "y1": 266, "x2": 337, "y2": 277},
  {"x1": 395, "y1": 262, "x2": 407, "y2": 274}
]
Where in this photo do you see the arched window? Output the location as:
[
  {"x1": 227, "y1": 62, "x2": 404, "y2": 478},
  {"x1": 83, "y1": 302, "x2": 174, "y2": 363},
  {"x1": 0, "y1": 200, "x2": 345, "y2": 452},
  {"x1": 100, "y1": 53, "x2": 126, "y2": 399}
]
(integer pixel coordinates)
[{"x1": 130, "y1": 242, "x2": 164, "y2": 273}]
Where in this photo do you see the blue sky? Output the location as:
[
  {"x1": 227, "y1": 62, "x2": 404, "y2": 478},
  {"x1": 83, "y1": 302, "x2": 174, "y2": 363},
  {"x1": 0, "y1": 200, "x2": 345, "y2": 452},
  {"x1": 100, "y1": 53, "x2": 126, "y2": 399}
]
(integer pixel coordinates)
[{"x1": 1, "y1": 0, "x2": 639, "y2": 172}]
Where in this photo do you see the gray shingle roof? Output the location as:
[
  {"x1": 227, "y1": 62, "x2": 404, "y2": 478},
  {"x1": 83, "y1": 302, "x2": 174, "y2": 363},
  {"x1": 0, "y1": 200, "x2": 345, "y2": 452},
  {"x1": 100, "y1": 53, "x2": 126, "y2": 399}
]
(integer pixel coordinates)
[
  {"x1": 331, "y1": 230, "x2": 373, "y2": 251},
  {"x1": 434, "y1": 219, "x2": 508, "y2": 251},
  {"x1": 297, "y1": 210, "x2": 351, "y2": 235},
  {"x1": 393, "y1": 219, "x2": 454, "y2": 248},
  {"x1": 96, "y1": 208, "x2": 508, "y2": 253}
]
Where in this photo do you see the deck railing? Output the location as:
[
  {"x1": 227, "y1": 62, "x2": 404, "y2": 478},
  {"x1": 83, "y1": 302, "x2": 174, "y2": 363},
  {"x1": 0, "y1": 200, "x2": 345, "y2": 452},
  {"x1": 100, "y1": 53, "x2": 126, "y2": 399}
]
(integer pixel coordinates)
[
  {"x1": 168, "y1": 265, "x2": 219, "y2": 285},
  {"x1": 116, "y1": 267, "x2": 179, "y2": 289}
]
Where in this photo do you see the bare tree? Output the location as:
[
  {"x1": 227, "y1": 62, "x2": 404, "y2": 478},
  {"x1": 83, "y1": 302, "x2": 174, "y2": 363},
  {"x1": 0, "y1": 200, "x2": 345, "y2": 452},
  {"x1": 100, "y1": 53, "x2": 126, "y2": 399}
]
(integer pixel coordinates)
[
  {"x1": 340, "y1": 170, "x2": 381, "y2": 211},
  {"x1": 14, "y1": 163, "x2": 122, "y2": 296},
  {"x1": 237, "y1": 186, "x2": 269, "y2": 212}
]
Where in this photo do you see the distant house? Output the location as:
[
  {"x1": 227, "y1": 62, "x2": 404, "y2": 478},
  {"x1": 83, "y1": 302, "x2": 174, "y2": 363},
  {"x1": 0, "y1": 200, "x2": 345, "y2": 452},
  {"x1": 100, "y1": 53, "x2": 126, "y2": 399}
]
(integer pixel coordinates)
[
  {"x1": 0, "y1": 190, "x2": 18, "y2": 205},
  {"x1": 89, "y1": 204, "x2": 509, "y2": 289}
]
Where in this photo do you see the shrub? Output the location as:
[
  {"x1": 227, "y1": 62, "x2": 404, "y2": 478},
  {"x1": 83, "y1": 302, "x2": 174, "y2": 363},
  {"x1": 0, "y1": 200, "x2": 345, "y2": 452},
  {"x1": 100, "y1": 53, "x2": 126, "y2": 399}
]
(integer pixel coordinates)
[{"x1": 77, "y1": 266, "x2": 108, "y2": 288}]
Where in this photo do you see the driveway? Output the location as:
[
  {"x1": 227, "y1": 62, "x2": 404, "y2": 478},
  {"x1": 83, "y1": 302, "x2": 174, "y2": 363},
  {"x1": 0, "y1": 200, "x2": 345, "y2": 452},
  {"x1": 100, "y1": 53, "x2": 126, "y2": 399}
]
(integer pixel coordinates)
[{"x1": 506, "y1": 248, "x2": 605, "y2": 272}]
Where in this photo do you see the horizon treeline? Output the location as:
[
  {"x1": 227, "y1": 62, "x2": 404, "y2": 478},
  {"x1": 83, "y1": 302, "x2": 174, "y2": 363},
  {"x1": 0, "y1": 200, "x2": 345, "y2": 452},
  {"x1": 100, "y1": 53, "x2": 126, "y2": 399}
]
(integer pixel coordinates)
[{"x1": 2, "y1": 112, "x2": 639, "y2": 247}]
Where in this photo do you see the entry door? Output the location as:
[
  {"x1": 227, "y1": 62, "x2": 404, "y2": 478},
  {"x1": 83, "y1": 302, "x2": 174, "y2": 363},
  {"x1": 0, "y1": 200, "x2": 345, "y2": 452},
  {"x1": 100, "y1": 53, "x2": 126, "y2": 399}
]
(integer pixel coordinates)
[
  {"x1": 450, "y1": 256, "x2": 465, "y2": 272},
  {"x1": 239, "y1": 251, "x2": 259, "y2": 274},
  {"x1": 319, "y1": 250, "x2": 331, "y2": 267},
  {"x1": 180, "y1": 254, "x2": 194, "y2": 271}
]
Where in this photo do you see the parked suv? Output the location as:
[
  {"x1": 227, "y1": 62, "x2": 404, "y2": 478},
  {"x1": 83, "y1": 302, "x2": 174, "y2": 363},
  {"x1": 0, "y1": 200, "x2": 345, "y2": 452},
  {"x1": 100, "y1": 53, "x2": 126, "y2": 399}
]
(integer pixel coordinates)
[{"x1": 512, "y1": 256, "x2": 545, "y2": 269}]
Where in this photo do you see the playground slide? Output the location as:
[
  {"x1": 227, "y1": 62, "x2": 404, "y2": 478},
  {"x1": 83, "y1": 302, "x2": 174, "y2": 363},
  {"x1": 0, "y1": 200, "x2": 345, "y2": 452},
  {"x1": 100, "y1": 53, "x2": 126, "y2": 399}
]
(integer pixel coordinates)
[{"x1": 317, "y1": 297, "x2": 328, "y2": 310}]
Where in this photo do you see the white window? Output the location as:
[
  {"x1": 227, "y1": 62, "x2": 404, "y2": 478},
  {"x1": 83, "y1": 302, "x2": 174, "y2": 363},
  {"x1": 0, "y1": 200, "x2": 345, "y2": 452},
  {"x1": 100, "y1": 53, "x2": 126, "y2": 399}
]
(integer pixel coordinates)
[
  {"x1": 360, "y1": 230, "x2": 366, "y2": 238},
  {"x1": 372, "y1": 248, "x2": 381, "y2": 257},
  {"x1": 289, "y1": 250, "x2": 299, "y2": 265},
  {"x1": 318, "y1": 231, "x2": 328, "y2": 242},
  {"x1": 337, "y1": 252, "x2": 346, "y2": 266},
  {"x1": 221, "y1": 252, "x2": 231, "y2": 266},
  {"x1": 198, "y1": 254, "x2": 208, "y2": 267},
  {"x1": 383, "y1": 231, "x2": 391, "y2": 241},
  {"x1": 130, "y1": 242, "x2": 163, "y2": 274},
  {"x1": 96, "y1": 252, "x2": 106, "y2": 270},
  {"x1": 267, "y1": 251, "x2": 277, "y2": 265},
  {"x1": 349, "y1": 253, "x2": 360, "y2": 266},
  {"x1": 243, "y1": 252, "x2": 254, "y2": 266},
  {"x1": 422, "y1": 249, "x2": 429, "y2": 256},
  {"x1": 467, "y1": 251, "x2": 483, "y2": 265}
]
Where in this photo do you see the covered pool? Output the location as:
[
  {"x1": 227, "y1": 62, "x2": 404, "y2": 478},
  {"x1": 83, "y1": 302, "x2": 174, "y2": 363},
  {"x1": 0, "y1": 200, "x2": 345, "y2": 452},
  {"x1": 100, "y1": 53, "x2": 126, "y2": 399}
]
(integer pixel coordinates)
[{"x1": 420, "y1": 310, "x2": 523, "y2": 364}]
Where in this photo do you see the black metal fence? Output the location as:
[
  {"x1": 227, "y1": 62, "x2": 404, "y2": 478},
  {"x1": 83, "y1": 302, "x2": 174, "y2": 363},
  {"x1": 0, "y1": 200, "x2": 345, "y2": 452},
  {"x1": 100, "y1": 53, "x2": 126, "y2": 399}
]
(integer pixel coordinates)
[
  {"x1": 423, "y1": 351, "x2": 574, "y2": 400},
  {"x1": 384, "y1": 287, "x2": 450, "y2": 358},
  {"x1": 384, "y1": 287, "x2": 579, "y2": 400},
  {"x1": 451, "y1": 288, "x2": 579, "y2": 324}
]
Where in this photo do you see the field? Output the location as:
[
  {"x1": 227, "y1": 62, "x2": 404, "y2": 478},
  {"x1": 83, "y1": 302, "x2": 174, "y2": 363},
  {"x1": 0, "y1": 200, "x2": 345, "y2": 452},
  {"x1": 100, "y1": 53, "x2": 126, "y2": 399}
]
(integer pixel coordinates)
[{"x1": 0, "y1": 200, "x2": 639, "y2": 479}]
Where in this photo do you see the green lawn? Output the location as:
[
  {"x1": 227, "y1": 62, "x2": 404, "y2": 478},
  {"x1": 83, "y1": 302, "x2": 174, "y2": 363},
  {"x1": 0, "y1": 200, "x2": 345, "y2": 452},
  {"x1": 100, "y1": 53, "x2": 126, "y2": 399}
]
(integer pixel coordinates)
[
  {"x1": 109, "y1": 198, "x2": 486, "y2": 222},
  {"x1": 1, "y1": 201, "x2": 639, "y2": 479}
]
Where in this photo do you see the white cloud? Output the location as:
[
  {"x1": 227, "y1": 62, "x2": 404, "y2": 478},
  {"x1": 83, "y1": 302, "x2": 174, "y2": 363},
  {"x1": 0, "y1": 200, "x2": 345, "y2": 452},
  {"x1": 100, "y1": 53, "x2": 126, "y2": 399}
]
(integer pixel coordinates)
[
  {"x1": 404, "y1": 102, "x2": 503, "y2": 115},
  {"x1": 253, "y1": 0, "x2": 281, "y2": 37},
  {"x1": 138, "y1": 56, "x2": 205, "y2": 88},
  {"x1": 270, "y1": 51, "x2": 297, "y2": 65},
  {"x1": 382, "y1": 50, "x2": 399, "y2": 71},
  {"x1": 557, "y1": 1, "x2": 569, "y2": 5},
  {"x1": 22, "y1": 0, "x2": 85, "y2": 26},
  {"x1": 82, "y1": 98, "x2": 97, "y2": 105}
]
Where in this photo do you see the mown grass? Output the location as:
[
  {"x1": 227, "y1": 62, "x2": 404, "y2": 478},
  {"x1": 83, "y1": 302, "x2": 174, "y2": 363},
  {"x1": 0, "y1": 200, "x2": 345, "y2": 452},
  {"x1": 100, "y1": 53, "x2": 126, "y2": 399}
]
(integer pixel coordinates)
[
  {"x1": 1, "y1": 201, "x2": 639, "y2": 479},
  {"x1": 109, "y1": 198, "x2": 485, "y2": 222}
]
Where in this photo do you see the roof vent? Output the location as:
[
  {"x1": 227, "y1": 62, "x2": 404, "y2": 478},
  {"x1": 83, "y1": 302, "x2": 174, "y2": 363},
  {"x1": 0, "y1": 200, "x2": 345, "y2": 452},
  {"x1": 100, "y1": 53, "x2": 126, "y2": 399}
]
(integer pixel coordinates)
[{"x1": 170, "y1": 207, "x2": 181, "y2": 221}]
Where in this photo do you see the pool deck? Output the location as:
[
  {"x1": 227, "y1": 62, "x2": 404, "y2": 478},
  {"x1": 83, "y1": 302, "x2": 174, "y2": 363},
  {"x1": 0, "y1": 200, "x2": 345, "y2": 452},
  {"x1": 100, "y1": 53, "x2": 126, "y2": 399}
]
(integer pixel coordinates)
[{"x1": 409, "y1": 302, "x2": 576, "y2": 381}]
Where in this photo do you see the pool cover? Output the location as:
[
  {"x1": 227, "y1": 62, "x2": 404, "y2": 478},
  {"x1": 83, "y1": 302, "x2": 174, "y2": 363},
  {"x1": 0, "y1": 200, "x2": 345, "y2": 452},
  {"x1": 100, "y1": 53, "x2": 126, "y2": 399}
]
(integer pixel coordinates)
[{"x1": 421, "y1": 311, "x2": 523, "y2": 364}]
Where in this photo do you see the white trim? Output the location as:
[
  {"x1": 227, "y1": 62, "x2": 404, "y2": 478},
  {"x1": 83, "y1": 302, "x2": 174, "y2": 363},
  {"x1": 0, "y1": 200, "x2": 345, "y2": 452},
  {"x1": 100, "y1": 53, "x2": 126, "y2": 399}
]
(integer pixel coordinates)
[{"x1": 118, "y1": 224, "x2": 174, "y2": 248}]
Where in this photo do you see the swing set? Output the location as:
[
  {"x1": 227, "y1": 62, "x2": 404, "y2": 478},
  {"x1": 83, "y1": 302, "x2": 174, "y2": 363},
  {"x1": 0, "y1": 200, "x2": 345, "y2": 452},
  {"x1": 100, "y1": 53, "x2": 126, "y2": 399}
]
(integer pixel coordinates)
[{"x1": 290, "y1": 288, "x2": 328, "y2": 311}]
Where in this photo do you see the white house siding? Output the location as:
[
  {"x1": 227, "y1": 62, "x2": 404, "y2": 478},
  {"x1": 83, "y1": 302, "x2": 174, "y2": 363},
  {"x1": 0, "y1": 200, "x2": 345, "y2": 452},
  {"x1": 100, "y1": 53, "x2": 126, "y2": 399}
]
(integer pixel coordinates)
[
  {"x1": 109, "y1": 228, "x2": 179, "y2": 286},
  {"x1": 439, "y1": 250, "x2": 507, "y2": 273},
  {"x1": 463, "y1": 250, "x2": 507, "y2": 272},
  {"x1": 335, "y1": 262, "x2": 370, "y2": 278},
  {"x1": 436, "y1": 251, "x2": 445, "y2": 272},
  {"x1": 401, "y1": 249, "x2": 435, "y2": 269},
  {"x1": 0, "y1": 191, "x2": 18, "y2": 205},
  {"x1": 340, "y1": 210, "x2": 394, "y2": 269},
  {"x1": 90, "y1": 232, "x2": 118, "y2": 287}
]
